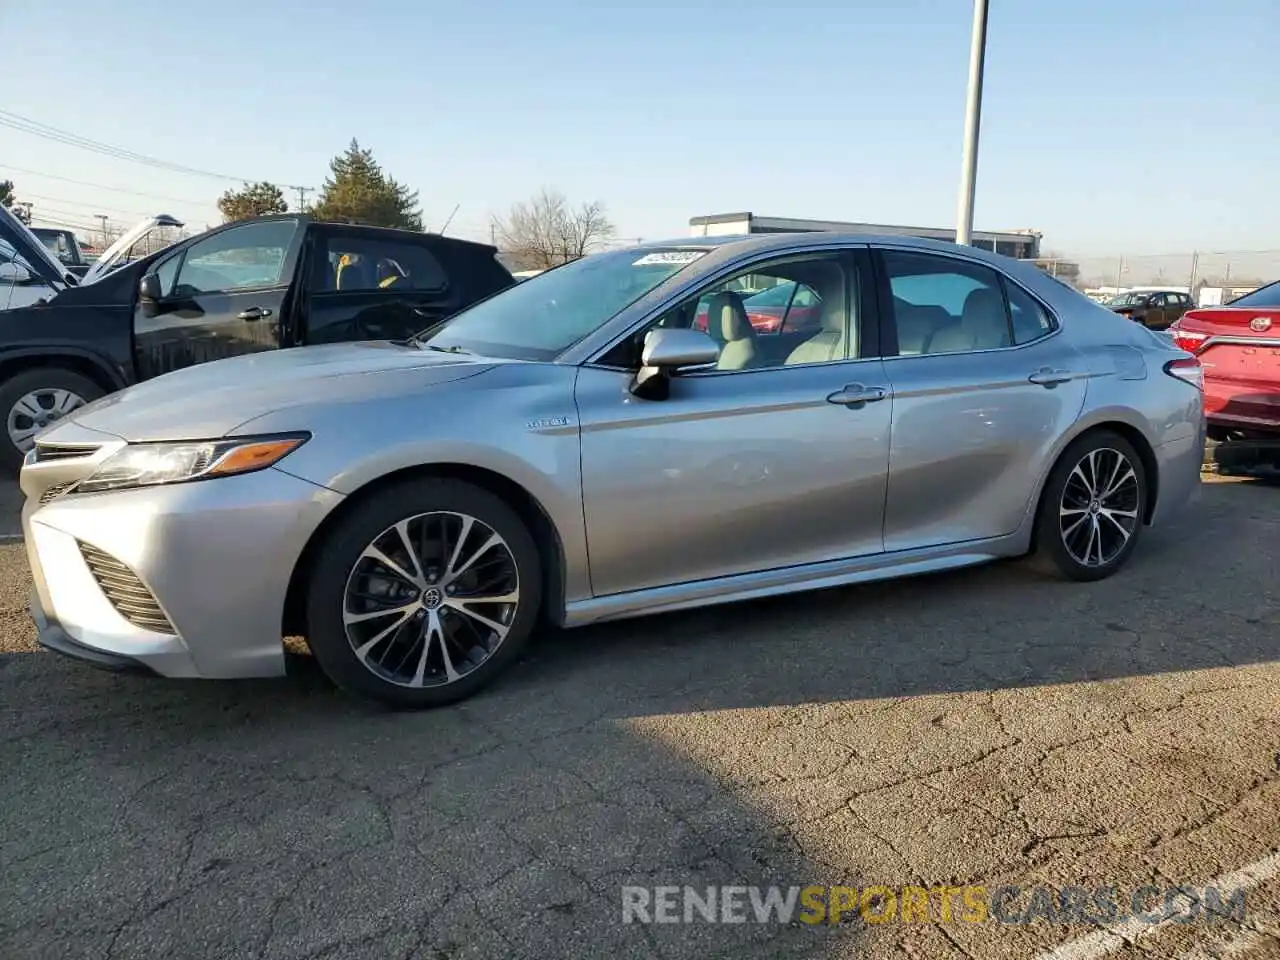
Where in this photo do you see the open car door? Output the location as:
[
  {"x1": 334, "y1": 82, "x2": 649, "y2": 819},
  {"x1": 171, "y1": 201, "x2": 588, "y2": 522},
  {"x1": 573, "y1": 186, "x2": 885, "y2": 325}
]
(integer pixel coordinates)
[{"x1": 0, "y1": 204, "x2": 75, "y2": 292}]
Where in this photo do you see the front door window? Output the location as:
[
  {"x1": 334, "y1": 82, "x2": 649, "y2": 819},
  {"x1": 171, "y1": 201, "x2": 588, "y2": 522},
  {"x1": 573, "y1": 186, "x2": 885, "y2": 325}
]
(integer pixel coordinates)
[{"x1": 172, "y1": 220, "x2": 298, "y2": 296}]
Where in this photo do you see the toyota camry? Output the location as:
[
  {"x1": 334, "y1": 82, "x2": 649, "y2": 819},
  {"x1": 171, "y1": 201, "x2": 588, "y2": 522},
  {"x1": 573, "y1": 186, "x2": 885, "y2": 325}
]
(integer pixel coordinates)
[{"x1": 21, "y1": 233, "x2": 1205, "y2": 707}]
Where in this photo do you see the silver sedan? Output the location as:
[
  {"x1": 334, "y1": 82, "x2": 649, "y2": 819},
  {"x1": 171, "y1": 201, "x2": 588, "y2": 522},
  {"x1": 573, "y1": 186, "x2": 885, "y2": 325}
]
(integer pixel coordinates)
[{"x1": 21, "y1": 233, "x2": 1205, "y2": 707}]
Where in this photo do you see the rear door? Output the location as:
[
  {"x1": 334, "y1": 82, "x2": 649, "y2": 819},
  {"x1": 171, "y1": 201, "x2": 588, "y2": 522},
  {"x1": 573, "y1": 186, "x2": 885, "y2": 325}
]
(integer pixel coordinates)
[
  {"x1": 1146, "y1": 293, "x2": 1171, "y2": 329},
  {"x1": 874, "y1": 247, "x2": 1087, "y2": 551},
  {"x1": 1180, "y1": 282, "x2": 1280, "y2": 432},
  {"x1": 132, "y1": 218, "x2": 303, "y2": 380},
  {"x1": 302, "y1": 228, "x2": 465, "y2": 345}
]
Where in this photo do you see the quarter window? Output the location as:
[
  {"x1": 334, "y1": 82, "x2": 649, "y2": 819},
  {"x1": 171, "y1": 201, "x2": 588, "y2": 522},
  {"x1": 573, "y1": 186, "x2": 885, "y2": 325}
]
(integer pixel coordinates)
[
  {"x1": 314, "y1": 237, "x2": 447, "y2": 293},
  {"x1": 1004, "y1": 280, "x2": 1055, "y2": 344},
  {"x1": 153, "y1": 252, "x2": 180, "y2": 297},
  {"x1": 173, "y1": 220, "x2": 298, "y2": 296}
]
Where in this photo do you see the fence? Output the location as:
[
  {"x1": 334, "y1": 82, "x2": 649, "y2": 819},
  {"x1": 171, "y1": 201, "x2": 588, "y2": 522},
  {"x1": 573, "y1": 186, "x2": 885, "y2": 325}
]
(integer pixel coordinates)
[{"x1": 1034, "y1": 250, "x2": 1280, "y2": 299}]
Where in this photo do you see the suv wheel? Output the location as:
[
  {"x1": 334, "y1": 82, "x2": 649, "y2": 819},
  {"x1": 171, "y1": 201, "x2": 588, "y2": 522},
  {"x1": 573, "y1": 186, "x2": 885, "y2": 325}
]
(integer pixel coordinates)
[
  {"x1": 0, "y1": 368, "x2": 104, "y2": 472},
  {"x1": 1030, "y1": 430, "x2": 1147, "y2": 581},
  {"x1": 305, "y1": 478, "x2": 542, "y2": 708}
]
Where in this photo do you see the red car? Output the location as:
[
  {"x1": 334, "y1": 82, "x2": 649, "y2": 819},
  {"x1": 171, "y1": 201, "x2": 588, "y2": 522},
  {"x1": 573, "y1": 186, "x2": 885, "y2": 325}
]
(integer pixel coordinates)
[
  {"x1": 693, "y1": 280, "x2": 822, "y2": 335},
  {"x1": 1170, "y1": 281, "x2": 1280, "y2": 464}
]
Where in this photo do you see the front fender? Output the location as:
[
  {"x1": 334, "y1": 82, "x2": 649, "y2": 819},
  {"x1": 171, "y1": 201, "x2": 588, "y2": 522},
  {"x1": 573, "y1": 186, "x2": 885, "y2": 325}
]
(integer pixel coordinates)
[{"x1": 0, "y1": 344, "x2": 130, "y2": 390}]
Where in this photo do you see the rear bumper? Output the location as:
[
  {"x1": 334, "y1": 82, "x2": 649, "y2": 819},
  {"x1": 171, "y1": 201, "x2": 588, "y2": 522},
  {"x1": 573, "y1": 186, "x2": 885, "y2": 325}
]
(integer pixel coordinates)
[
  {"x1": 1150, "y1": 423, "x2": 1204, "y2": 524},
  {"x1": 1206, "y1": 412, "x2": 1280, "y2": 437}
]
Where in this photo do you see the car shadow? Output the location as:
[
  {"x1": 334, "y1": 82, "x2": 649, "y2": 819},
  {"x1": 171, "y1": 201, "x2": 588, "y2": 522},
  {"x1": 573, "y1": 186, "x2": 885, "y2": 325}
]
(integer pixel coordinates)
[{"x1": 0, "y1": 481, "x2": 1275, "y2": 959}]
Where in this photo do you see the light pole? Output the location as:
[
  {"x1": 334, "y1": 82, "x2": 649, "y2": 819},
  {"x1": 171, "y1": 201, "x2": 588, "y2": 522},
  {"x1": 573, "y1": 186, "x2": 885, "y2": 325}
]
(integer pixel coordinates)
[{"x1": 954, "y1": 0, "x2": 990, "y2": 247}]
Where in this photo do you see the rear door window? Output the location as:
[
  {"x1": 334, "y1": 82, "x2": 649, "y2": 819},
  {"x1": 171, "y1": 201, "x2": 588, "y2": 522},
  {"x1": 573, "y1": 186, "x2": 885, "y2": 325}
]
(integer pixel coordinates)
[
  {"x1": 314, "y1": 236, "x2": 448, "y2": 293},
  {"x1": 882, "y1": 251, "x2": 1012, "y2": 354}
]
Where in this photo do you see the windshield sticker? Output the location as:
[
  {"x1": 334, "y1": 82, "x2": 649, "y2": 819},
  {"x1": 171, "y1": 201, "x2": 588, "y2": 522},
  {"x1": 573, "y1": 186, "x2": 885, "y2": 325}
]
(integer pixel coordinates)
[{"x1": 632, "y1": 251, "x2": 707, "y2": 267}]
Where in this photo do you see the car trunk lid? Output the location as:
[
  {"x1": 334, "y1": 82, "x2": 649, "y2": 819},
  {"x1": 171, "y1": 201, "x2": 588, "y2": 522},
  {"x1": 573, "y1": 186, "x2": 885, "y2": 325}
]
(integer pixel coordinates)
[
  {"x1": 81, "y1": 214, "x2": 185, "y2": 284},
  {"x1": 1175, "y1": 303, "x2": 1280, "y2": 430}
]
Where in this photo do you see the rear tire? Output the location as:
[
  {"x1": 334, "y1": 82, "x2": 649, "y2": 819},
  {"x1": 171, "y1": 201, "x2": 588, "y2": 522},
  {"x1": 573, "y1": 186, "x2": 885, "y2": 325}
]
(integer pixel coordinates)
[
  {"x1": 304, "y1": 478, "x2": 542, "y2": 708},
  {"x1": 0, "y1": 367, "x2": 104, "y2": 472},
  {"x1": 1029, "y1": 430, "x2": 1147, "y2": 582}
]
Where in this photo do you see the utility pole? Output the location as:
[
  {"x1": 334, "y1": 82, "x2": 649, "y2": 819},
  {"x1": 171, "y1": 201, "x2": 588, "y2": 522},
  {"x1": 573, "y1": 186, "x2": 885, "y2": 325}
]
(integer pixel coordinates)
[
  {"x1": 95, "y1": 214, "x2": 109, "y2": 248},
  {"x1": 438, "y1": 204, "x2": 460, "y2": 235},
  {"x1": 954, "y1": 0, "x2": 990, "y2": 246},
  {"x1": 1187, "y1": 250, "x2": 1199, "y2": 294},
  {"x1": 293, "y1": 186, "x2": 311, "y2": 213},
  {"x1": 1114, "y1": 257, "x2": 1125, "y2": 292}
]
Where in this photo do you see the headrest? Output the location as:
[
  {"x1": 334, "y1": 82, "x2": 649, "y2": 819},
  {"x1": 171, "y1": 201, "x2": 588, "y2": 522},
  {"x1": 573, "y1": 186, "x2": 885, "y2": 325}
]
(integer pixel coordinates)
[
  {"x1": 961, "y1": 287, "x2": 1010, "y2": 345},
  {"x1": 704, "y1": 291, "x2": 752, "y2": 341}
]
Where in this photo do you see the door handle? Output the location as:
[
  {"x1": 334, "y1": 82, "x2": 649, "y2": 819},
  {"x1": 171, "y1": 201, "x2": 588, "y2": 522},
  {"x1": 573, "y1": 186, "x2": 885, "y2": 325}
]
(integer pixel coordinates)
[
  {"x1": 238, "y1": 307, "x2": 273, "y2": 321},
  {"x1": 826, "y1": 384, "x2": 889, "y2": 407},
  {"x1": 1028, "y1": 367, "x2": 1074, "y2": 387}
]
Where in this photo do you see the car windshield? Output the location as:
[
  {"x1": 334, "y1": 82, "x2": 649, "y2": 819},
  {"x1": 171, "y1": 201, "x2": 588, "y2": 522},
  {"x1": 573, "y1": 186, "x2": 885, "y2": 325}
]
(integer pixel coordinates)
[
  {"x1": 419, "y1": 247, "x2": 709, "y2": 360},
  {"x1": 32, "y1": 229, "x2": 75, "y2": 264}
]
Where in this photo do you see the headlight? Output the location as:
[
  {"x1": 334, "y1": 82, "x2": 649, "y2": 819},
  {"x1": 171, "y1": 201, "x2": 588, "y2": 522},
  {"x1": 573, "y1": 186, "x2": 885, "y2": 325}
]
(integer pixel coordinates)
[{"x1": 77, "y1": 433, "x2": 309, "y2": 494}]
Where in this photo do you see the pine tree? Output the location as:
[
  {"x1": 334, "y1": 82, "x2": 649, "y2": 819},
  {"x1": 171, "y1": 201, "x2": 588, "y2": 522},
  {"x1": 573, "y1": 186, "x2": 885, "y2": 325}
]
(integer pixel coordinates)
[
  {"x1": 309, "y1": 140, "x2": 423, "y2": 231},
  {"x1": 217, "y1": 182, "x2": 288, "y2": 223}
]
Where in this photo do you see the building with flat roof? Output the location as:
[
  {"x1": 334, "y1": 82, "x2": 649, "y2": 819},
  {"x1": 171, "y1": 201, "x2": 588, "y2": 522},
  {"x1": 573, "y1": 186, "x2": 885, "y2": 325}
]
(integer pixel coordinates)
[{"x1": 689, "y1": 212, "x2": 1043, "y2": 261}]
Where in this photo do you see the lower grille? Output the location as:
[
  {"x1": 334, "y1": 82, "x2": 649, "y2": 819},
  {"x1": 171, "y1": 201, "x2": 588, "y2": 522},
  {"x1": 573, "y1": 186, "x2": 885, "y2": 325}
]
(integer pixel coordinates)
[
  {"x1": 78, "y1": 542, "x2": 176, "y2": 635},
  {"x1": 39, "y1": 481, "x2": 77, "y2": 505}
]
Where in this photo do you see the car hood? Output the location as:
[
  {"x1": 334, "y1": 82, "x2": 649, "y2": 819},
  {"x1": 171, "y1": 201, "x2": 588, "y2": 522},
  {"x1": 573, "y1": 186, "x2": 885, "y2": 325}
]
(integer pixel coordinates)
[{"x1": 65, "y1": 341, "x2": 498, "y2": 441}]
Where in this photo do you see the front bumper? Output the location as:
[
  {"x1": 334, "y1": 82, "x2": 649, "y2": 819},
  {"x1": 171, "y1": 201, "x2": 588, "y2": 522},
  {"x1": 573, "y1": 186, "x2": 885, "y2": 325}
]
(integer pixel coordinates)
[
  {"x1": 30, "y1": 587, "x2": 152, "y2": 673},
  {"x1": 24, "y1": 465, "x2": 344, "y2": 679}
]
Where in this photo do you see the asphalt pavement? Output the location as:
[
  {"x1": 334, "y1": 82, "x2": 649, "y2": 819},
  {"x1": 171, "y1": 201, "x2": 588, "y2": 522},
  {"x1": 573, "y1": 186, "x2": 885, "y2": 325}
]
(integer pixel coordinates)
[{"x1": 1, "y1": 476, "x2": 1278, "y2": 960}]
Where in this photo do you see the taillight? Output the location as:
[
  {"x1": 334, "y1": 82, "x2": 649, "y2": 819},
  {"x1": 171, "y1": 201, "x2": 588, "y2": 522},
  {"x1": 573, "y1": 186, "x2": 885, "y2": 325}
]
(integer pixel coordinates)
[
  {"x1": 1164, "y1": 357, "x2": 1203, "y2": 391},
  {"x1": 1170, "y1": 327, "x2": 1208, "y2": 354}
]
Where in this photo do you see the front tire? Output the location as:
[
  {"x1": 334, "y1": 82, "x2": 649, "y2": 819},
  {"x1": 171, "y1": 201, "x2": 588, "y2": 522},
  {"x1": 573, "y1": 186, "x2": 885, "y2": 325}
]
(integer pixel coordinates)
[
  {"x1": 1029, "y1": 430, "x2": 1147, "y2": 581},
  {"x1": 304, "y1": 478, "x2": 543, "y2": 708}
]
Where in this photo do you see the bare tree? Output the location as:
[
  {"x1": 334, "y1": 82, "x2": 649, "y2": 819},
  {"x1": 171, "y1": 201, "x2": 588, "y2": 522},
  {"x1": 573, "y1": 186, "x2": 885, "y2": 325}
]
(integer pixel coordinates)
[{"x1": 492, "y1": 188, "x2": 616, "y2": 270}]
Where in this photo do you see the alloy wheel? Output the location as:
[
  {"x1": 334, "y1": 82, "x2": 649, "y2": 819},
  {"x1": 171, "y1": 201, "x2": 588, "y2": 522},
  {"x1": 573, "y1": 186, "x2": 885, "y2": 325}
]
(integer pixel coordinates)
[
  {"x1": 7, "y1": 388, "x2": 86, "y2": 452},
  {"x1": 342, "y1": 511, "x2": 520, "y2": 688},
  {"x1": 1058, "y1": 447, "x2": 1141, "y2": 568}
]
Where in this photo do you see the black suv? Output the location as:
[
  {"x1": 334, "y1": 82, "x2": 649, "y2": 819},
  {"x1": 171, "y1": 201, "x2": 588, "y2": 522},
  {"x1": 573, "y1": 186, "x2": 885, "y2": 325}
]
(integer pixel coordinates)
[{"x1": 0, "y1": 212, "x2": 514, "y2": 469}]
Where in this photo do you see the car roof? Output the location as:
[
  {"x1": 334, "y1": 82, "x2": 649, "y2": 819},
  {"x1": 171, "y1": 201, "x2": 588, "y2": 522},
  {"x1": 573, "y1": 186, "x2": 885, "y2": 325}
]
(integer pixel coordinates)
[
  {"x1": 228, "y1": 214, "x2": 500, "y2": 254},
  {"x1": 631, "y1": 231, "x2": 1015, "y2": 261}
]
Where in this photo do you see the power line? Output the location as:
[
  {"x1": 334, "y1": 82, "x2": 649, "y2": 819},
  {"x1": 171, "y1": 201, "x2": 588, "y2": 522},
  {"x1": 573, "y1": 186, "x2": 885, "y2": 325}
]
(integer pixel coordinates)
[
  {"x1": 21, "y1": 193, "x2": 156, "y2": 221},
  {"x1": 0, "y1": 164, "x2": 212, "y2": 208},
  {"x1": 0, "y1": 110, "x2": 310, "y2": 191}
]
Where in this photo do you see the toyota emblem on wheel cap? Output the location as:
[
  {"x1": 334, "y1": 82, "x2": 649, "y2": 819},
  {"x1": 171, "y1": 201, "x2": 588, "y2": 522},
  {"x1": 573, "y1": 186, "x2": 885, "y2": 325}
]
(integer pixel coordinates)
[{"x1": 1250, "y1": 316, "x2": 1272, "y2": 332}]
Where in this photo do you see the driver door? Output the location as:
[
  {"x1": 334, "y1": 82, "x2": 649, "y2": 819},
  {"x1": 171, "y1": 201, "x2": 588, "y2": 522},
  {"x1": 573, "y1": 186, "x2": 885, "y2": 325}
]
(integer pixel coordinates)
[
  {"x1": 576, "y1": 247, "x2": 892, "y2": 597},
  {"x1": 133, "y1": 219, "x2": 303, "y2": 381}
]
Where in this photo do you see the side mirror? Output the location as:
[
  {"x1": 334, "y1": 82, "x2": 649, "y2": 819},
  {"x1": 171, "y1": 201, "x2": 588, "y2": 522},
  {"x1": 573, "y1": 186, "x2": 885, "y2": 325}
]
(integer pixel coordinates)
[
  {"x1": 139, "y1": 272, "x2": 162, "y2": 301},
  {"x1": 138, "y1": 272, "x2": 163, "y2": 317},
  {"x1": 630, "y1": 328, "x2": 720, "y2": 399},
  {"x1": 0, "y1": 262, "x2": 32, "y2": 285}
]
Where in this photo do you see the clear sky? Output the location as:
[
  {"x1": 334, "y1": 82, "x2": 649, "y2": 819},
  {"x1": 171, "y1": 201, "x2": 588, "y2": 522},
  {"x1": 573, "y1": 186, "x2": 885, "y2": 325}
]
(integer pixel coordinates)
[{"x1": 2, "y1": 0, "x2": 1276, "y2": 256}]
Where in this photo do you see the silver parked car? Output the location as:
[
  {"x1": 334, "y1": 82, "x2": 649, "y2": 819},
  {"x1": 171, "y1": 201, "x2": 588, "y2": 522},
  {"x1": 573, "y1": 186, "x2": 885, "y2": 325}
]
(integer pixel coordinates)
[{"x1": 21, "y1": 234, "x2": 1205, "y2": 707}]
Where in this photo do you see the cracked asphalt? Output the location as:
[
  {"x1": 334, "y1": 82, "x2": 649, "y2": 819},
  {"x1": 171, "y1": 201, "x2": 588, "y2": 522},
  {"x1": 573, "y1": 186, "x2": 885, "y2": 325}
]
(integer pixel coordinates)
[{"x1": 1, "y1": 475, "x2": 1278, "y2": 960}]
